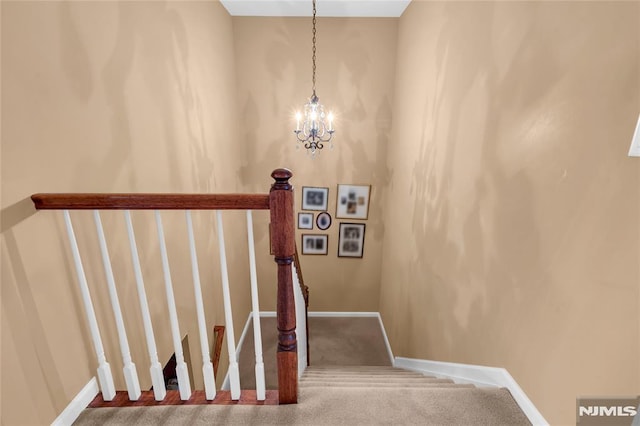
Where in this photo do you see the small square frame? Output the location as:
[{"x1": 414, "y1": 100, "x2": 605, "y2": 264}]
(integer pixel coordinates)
[
  {"x1": 298, "y1": 212, "x2": 314, "y2": 230},
  {"x1": 336, "y1": 184, "x2": 371, "y2": 219},
  {"x1": 302, "y1": 186, "x2": 329, "y2": 211},
  {"x1": 301, "y1": 234, "x2": 328, "y2": 255},
  {"x1": 338, "y1": 223, "x2": 365, "y2": 258}
]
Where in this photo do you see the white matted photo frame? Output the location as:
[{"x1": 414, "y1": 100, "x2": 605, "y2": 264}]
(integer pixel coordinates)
[
  {"x1": 301, "y1": 234, "x2": 328, "y2": 255},
  {"x1": 338, "y1": 223, "x2": 365, "y2": 258},
  {"x1": 298, "y1": 212, "x2": 314, "y2": 230},
  {"x1": 302, "y1": 186, "x2": 329, "y2": 211},
  {"x1": 336, "y1": 184, "x2": 371, "y2": 219}
]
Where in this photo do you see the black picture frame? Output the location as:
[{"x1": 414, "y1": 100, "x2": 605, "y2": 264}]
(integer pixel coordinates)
[
  {"x1": 338, "y1": 223, "x2": 365, "y2": 258},
  {"x1": 316, "y1": 211, "x2": 332, "y2": 230}
]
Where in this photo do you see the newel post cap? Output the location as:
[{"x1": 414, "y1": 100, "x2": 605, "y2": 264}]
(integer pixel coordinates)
[{"x1": 271, "y1": 169, "x2": 293, "y2": 190}]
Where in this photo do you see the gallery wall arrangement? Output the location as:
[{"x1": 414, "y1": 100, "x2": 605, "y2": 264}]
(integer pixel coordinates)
[{"x1": 297, "y1": 184, "x2": 371, "y2": 258}]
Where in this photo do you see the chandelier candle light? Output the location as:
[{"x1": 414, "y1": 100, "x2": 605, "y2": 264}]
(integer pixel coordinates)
[{"x1": 294, "y1": 0, "x2": 335, "y2": 156}]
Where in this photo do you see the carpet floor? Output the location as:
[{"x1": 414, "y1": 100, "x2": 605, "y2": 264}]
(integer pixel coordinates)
[
  {"x1": 73, "y1": 316, "x2": 531, "y2": 425},
  {"x1": 239, "y1": 316, "x2": 391, "y2": 390}
]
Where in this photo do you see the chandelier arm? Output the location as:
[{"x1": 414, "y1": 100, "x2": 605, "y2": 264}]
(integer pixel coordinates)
[{"x1": 294, "y1": 130, "x2": 333, "y2": 144}]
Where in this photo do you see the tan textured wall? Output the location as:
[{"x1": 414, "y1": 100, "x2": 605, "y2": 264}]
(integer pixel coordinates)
[
  {"x1": 233, "y1": 17, "x2": 397, "y2": 312},
  {"x1": 1, "y1": 2, "x2": 249, "y2": 424},
  {"x1": 379, "y1": 1, "x2": 640, "y2": 424}
]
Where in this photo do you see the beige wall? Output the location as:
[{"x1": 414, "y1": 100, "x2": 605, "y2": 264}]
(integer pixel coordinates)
[
  {"x1": 1, "y1": 2, "x2": 250, "y2": 424},
  {"x1": 3, "y1": 1, "x2": 639, "y2": 424},
  {"x1": 380, "y1": 1, "x2": 640, "y2": 424},
  {"x1": 232, "y1": 17, "x2": 397, "y2": 312}
]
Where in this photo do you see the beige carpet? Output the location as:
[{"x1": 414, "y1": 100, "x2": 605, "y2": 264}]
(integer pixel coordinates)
[
  {"x1": 75, "y1": 366, "x2": 530, "y2": 425},
  {"x1": 74, "y1": 317, "x2": 531, "y2": 425}
]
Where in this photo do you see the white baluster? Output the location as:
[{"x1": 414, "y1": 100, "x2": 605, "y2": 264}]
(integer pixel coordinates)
[
  {"x1": 293, "y1": 266, "x2": 308, "y2": 378},
  {"x1": 63, "y1": 210, "x2": 116, "y2": 401},
  {"x1": 93, "y1": 210, "x2": 141, "y2": 401},
  {"x1": 124, "y1": 211, "x2": 166, "y2": 401},
  {"x1": 185, "y1": 211, "x2": 216, "y2": 400},
  {"x1": 155, "y1": 210, "x2": 192, "y2": 401},
  {"x1": 216, "y1": 211, "x2": 241, "y2": 400},
  {"x1": 246, "y1": 211, "x2": 265, "y2": 400}
]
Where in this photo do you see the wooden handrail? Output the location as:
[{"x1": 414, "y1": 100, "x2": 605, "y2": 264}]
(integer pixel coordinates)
[
  {"x1": 30, "y1": 168, "x2": 300, "y2": 405},
  {"x1": 31, "y1": 193, "x2": 270, "y2": 210}
]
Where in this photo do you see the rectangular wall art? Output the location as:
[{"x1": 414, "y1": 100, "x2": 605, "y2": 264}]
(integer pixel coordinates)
[
  {"x1": 301, "y1": 234, "x2": 328, "y2": 255},
  {"x1": 336, "y1": 184, "x2": 370, "y2": 219},
  {"x1": 298, "y1": 212, "x2": 314, "y2": 229},
  {"x1": 302, "y1": 186, "x2": 329, "y2": 211},
  {"x1": 338, "y1": 223, "x2": 365, "y2": 258}
]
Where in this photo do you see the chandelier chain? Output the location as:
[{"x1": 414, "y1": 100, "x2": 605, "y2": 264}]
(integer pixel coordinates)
[{"x1": 312, "y1": 0, "x2": 317, "y2": 96}]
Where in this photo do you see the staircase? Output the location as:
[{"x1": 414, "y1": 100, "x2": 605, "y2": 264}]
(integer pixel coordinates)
[
  {"x1": 20, "y1": 170, "x2": 541, "y2": 425},
  {"x1": 74, "y1": 316, "x2": 534, "y2": 425}
]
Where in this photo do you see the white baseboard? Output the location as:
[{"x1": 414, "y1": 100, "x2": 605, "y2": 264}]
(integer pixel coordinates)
[
  {"x1": 51, "y1": 377, "x2": 99, "y2": 426},
  {"x1": 308, "y1": 311, "x2": 379, "y2": 317},
  {"x1": 376, "y1": 314, "x2": 395, "y2": 364},
  {"x1": 394, "y1": 357, "x2": 549, "y2": 426}
]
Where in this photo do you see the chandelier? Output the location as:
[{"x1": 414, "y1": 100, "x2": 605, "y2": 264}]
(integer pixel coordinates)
[{"x1": 294, "y1": 0, "x2": 335, "y2": 156}]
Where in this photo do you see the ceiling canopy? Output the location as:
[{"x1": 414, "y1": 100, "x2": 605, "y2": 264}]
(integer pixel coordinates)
[{"x1": 219, "y1": 0, "x2": 412, "y2": 18}]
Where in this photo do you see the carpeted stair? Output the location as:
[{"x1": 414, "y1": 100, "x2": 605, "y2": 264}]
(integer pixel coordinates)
[
  {"x1": 73, "y1": 317, "x2": 532, "y2": 425},
  {"x1": 296, "y1": 365, "x2": 531, "y2": 425},
  {"x1": 301, "y1": 365, "x2": 476, "y2": 388}
]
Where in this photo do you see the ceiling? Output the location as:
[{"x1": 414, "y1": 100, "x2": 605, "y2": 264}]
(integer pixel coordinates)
[{"x1": 219, "y1": 0, "x2": 412, "y2": 18}]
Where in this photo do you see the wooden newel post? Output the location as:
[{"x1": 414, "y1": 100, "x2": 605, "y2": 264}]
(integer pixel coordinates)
[{"x1": 270, "y1": 168, "x2": 298, "y2": 404}]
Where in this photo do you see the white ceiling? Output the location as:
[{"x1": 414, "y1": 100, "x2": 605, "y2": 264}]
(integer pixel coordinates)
[{"x1": 219, "y1": 0, "x2": 412, "y2": 18}]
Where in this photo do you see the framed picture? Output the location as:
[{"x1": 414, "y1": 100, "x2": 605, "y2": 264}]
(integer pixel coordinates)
[
  {"x1": 298, "y1": 212, "x2": 314, "y2": 230},
  {"x1": 316, "y1": 211, "x2": 332, "y2": 230},
  {"x1": 336, "y1": 184, "x2": 371, "y2": 219},
  {"x1": 301, "y1": 234, "x2": 328, "y2": 255},
  {"x1": 338, "y1": 223, "x2": 365, "y2": 258},
  {"x1": 302, "y1": 186, "x2": 329, "y2": 211}
]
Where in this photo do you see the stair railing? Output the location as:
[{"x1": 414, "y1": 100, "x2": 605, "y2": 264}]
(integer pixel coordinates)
[{"x1": 30, "y1": 168, "x2": 299, "y2": 404}]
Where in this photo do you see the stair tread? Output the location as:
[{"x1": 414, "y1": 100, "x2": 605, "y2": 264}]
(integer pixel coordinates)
[
  {"x1": 302, "y1": 373, "x2": 433, "y2": 379},
  {"x1": 304, "y1": 370, "x2": 427, "y2": 376},
  {"x1": 301, "y1": 382, "x2": 476, "y2": 389},
  {"x1": 306, "y1": 366, "x2": 403, "y2": 369},
  {"x1": 301, "y1": 377, "x2": 453, "y2": 383}
]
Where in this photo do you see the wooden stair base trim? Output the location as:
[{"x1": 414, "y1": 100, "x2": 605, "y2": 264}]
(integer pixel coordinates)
[{"x1": 88, "y1": 390, "x2": 279, "y2": 407}]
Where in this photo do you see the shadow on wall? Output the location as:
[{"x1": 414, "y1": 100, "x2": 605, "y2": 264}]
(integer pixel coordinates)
[
  {"x1": 406, "y1": 2, "x2": 550, "y2": 359},
  {"x1": 239, "y1": 94, "x2": 289, "y2": 193},
  {"x1": 59, "y1": 2, "x2": 218, "y2": 194},
  {"x1": 2, "y1": 227, "x2": 70, "y2": 418},
  {"x1": 238, "y1": 19, "x2": 298, "y2": 192}
]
